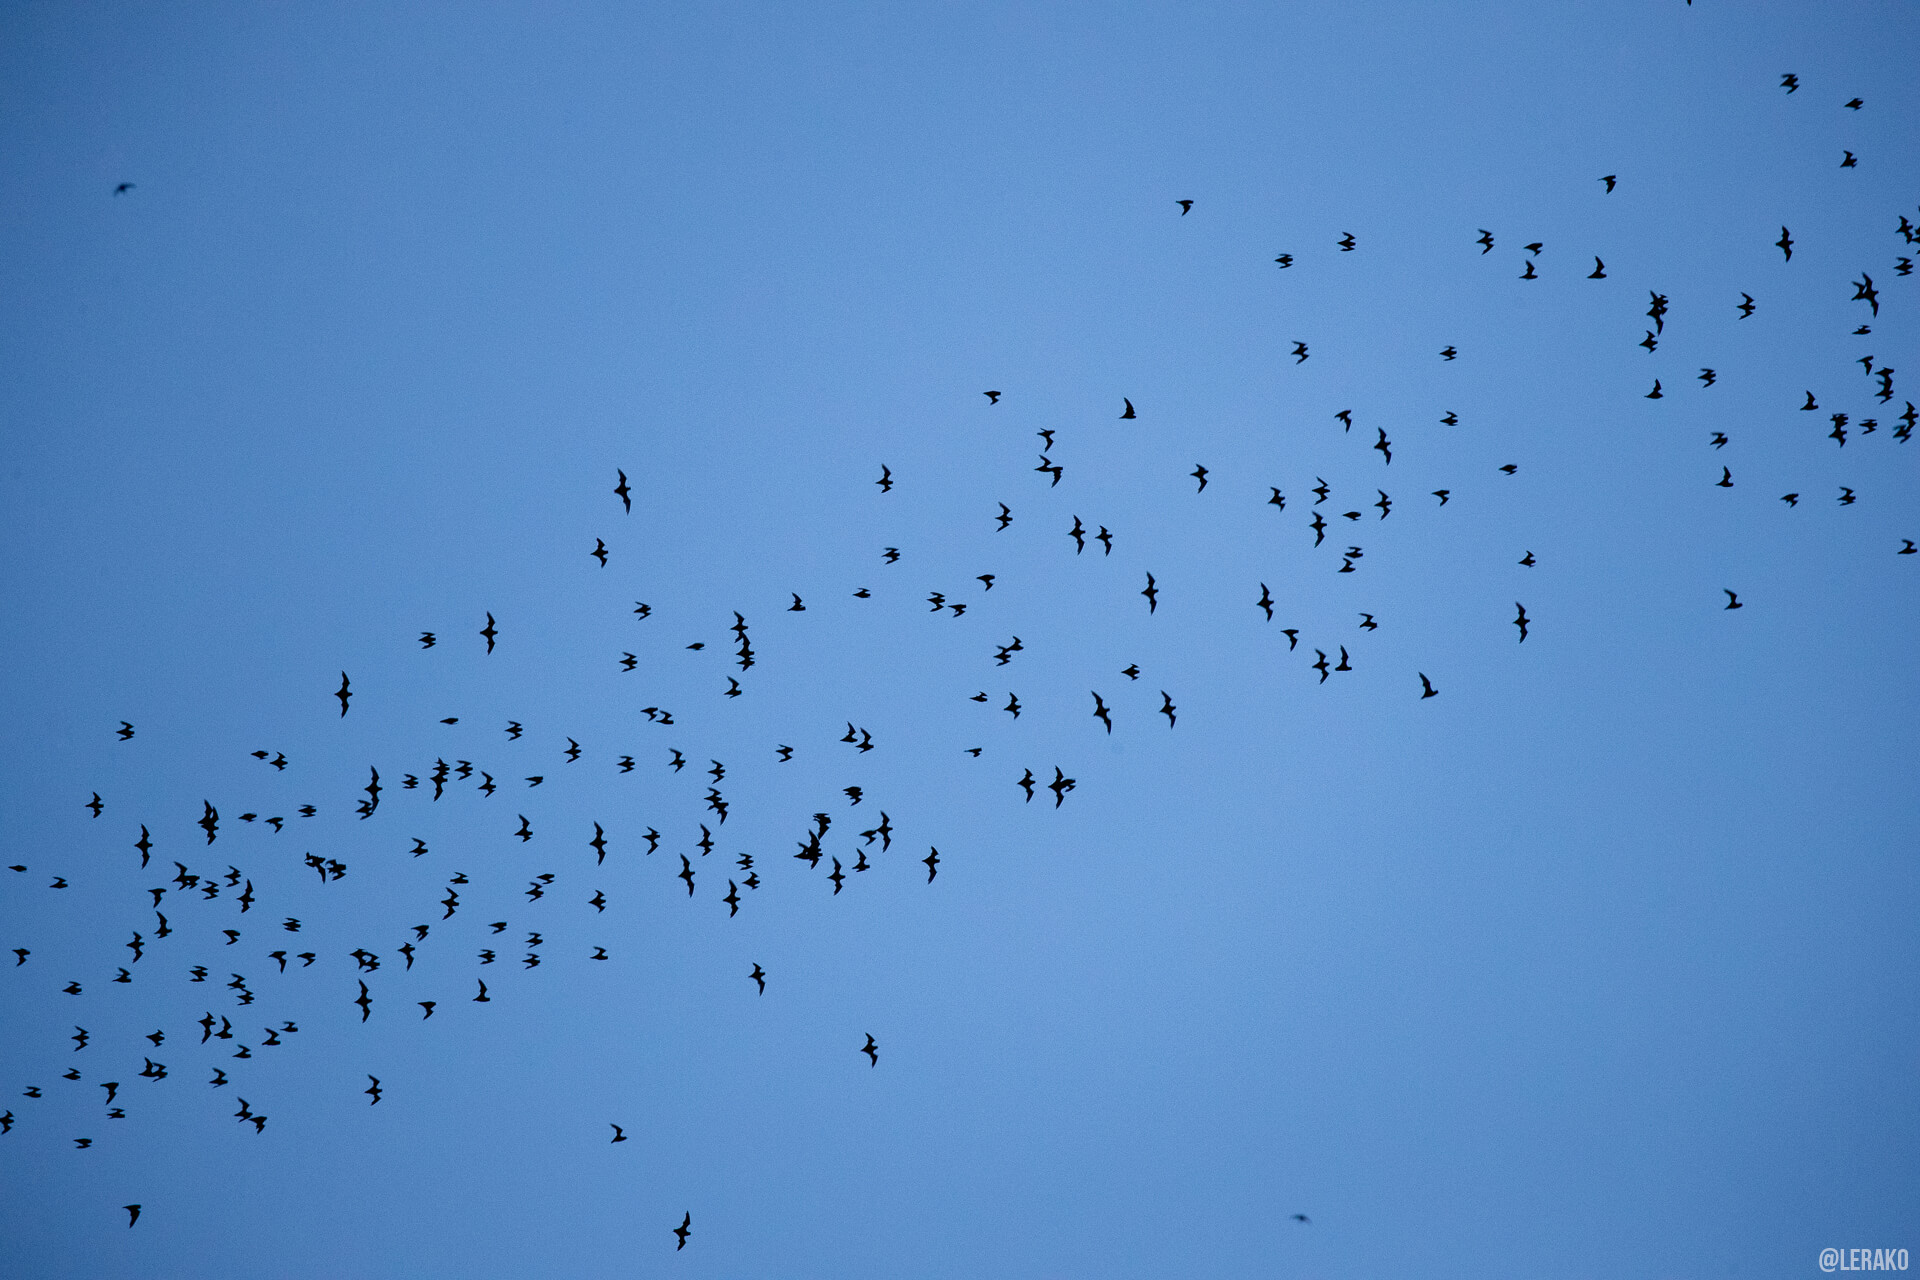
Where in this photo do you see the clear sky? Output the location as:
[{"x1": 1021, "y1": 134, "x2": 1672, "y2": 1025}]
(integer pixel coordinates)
[{"x1": 1, "y1": 2, "x2": 1915, "y2": 1276}]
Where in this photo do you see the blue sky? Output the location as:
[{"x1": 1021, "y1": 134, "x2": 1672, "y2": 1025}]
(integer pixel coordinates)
[{"x1": 2, "y1": 2, "x2": 1916, "y2": 1276}]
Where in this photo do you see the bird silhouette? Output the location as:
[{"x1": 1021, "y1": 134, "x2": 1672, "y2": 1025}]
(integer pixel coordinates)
[
  {"x1": 1724, "y1": 590, "x2": 1743, "y2": 610},
  {"x1": 1600, "y1": 175, "x2": 1616, "y2": 192},
  {"x1": 1514, "y1": 603, "x2": 1530, "y2": 642},
  {"x1": 1120, "y1": 398, "x2": 1136, "y2": 419},
  {"x1": 1177, "y1": 199, "x2": 1192, "y2": 215},
  {"x1": 984, "y1": 390, "x2": 1000, "y2": 404},
  {"x1": 1777, "y1": 227, "x2": 1793, "y2": 261},
  {"x1": 674, "y1": 1213, "x2": 691, "y2": 1250},
  {"x1": 862, "y1": 1034, "x2": 879, "y2": 1066},
  {"x1": 1419, "y1": 673, "x2": 1438, "y2": 699},
  {"x1": 1142, "y1": 573, "x2": 1158, "y2": 614}
]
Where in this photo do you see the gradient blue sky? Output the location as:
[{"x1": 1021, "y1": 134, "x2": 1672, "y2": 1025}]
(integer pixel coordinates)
[{"x1": 2, "y1": 3, "x2": 1916, "y2": 1276}]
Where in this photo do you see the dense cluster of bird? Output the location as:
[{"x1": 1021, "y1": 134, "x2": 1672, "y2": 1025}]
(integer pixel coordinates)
[{"x1": 4, "y1": 70, "x2": 1912, "y2": 1255}]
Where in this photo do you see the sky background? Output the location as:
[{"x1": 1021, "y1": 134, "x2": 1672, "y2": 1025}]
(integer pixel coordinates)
[{"x1": 1, "y1": 2, "x2": 1916, "y2": 1276}]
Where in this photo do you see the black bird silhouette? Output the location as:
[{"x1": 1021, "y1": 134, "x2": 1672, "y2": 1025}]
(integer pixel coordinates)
[
  {"x1": 1122, "y1": 664, "x2": 1140, "y2": 678},
  {"x1": 1711, "y1": 433, "x2": 1729, "y2": 449},
  {"x1": 1588, "y1": 257, "x2": 1606, "y2": 279},
  {"x1": 1724, "y1": 590, "x2": 1743, "y2": 610},
  {"x1": 1374, "y1": 429, "x2": 1392, "y2": 464},
  {"x1": 1338, "y1": 232, "x2": 1356, "y2": 251},
  {"x1": 1191, "y1": 464, "x2": 1208, "y2": 492},
  {"x1": 1433, "y1": 490, "x2": 1450, "y2": 505},
  {"x1": 1781, "y1": 73, "x2": 1798, "y2": 92},
  {"x1": 1641, "y1": 331, "x2": 1659, "y2": 353},
  {"x1": 1419, "y1": 673, "x2": 1438, "y2": 699},
  {"x1": 862, "y1": 1034, "x2": 879, "y2": 1066},
  {"x1": 1142, "y1": 573, "x2": 1158, "y2": 613},
  {"x1": 1291, "y1": 342, "x2": 1309, "y2": 364},
  {"x1": 87, "y1": 792, "x2": 103, "y2": 818},
  {"x1": 614, "y1": 469, "x2": 631, "y2": 512},
  {"x1": 1738, "y1": 293, "x2": 1755, "y2": 318},
  {"x1": 1514, "y1": 603, "x2": 1530, "y2": 642},
  {"x1": 1068, "y1": 516, "x2": 1085, "y2": 553},
  {"x1": 1600, "y1": 174, "x2": 1616, "y2": 192},
  {"x1": 923, "y1": 848, "x2": 940, "y2": 881},
  {"x1": 1838, "y1": 487, "x2": 1855, "y2": 506},
  {"x1": 1359, "y1": 613, "x2": 1378, "y2": 631},
  {"x1": 336, "y1": 672, "x2": 352, "y2": 716},
  {"x1": 1310, "y1": 511, "x2": 1327, "y2": 546},
  {"x1": 591, "y1": 538, "x2": 608, "y2": 566},
  {"x1": 1525, "y1": 242, "x2": 1543, "y2": 256},
  {"x1": 1177, "y1": 199, "x2": 1192, "y2": 214},
  {"x1": 1281, "y1": 629, "x2": 1299, "y2": 650},
  {"x1": 1845, "y1": 97, "x2": 1863, "y2": 109},
  {"x1": 117, "y1": 720, "x2": 135, "y2": 740},
  {"x1": 876, "y1": 464, "x2": 893, "y2": 493},
  {"x1": 1519, "y1": 551, "x2": 1536, "y2": 567},
  {"x1": 678, "y1": 855, "x2": 695, "y2": 896},
  {"x1": 1017, "y1": 769, "x2": 1036, "y2": 803},
  {"x1": 1440, "y1": 346, "x2": 1457, "y2": 361},
  {"x1": 354, "y1": 982, "x2": 372, "y2": 1022},
  {"x1": 1273, "y1": 253, "x2": 1293, "y2": 268},
  {"x1": 124, "y1": 1205, "x2": 140, "y2": 1227},
  {"x1": 984, "y1": 390, "x2": 1000, "y2": 404},
  {"x1": 115, "y1": 183, "x2": 135, "y2": 195},
  {"x1": 474, "y1": 980, "x2": 489, "y2": 1002},
  {"x1": 1091, "y1": 692, "x2": 1112, "y2": 733},
  {"x1": 1268, "y1": 488, "x2": 1285, "y2": 509},
  {"x1": 1096, "y1": 526, "x2": 1112, "y2": 555},
  {"x1": 1334, "y1": 647, "x2": 1352, "y2": 672},
  {"x1": 366, "y1": 1076, "x2": 382, "y2": 1105},
  {"x1": 1841, "y1": 150, "x2": 1856, "y2": 168},
  {"x1": 1717, "y1": 467, "x2": 1734, "y2": 488},
  {"x1": 751, "y1": 963, "x2": 766, "y2": 993},
  {"x1": 1004, "y1": 693, "x2": 1020, "y2": 719},
  {"x1": 1049, "y1": 767, "x2": 1076, "y2": 807},
  {"x1": 1646, "y1": 380, "x2": 1663, "y2": 399},
  {"x1": 1477, "y1": 229, "x2": 1494, "y2": 253},
  {"x1": 1159, "y1": 692, "x2": 1176, "y2": 728},
  {"x1": 1120, "y1": 398, "x2": 1136, "y2": 419},
  {"x1": 1257, "y1": 583, "x2": 1274, "y2": 620},
  {"x1": 1375, "y1": 490, "x2": 1392, "y2": 519},
  {"x1": 1312, "y1": 650, "x2": 1331, "y2": 683},
  {"x1": 1777, "y1": 227, "x2": 1793, "y2": 261},
  {"x1": 674, "y1": 1213, "x2": 691, "y2": 1250},
  {"x1": 1520, "y1": 260, "x2": 1537, "y2": 280},
  {"x1": 1898, "y1": 540, "x2": 1916, "y2": 555}
]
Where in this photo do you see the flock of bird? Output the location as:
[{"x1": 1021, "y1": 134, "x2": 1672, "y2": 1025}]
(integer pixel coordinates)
[{"x1": 5, "y1": 70, "x2": 1913, "y2": 1256}]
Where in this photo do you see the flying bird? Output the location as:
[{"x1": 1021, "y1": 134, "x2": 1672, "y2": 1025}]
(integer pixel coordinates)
[
  {"x1": 1120, "y1": 398, "x2": 1136, "y2": 419},
  {"x1": 591, "y1": 538, "x2": 608, "y2": 566},
  {"x1": 674, "y1": 1213, "x2": 691, "y2": 1250},
  {"x1": 1724, "y1": 590, "x2": 1743, "y2": 610},
  {"x1": 984, "y1": 390, "x2": 1000, "y2": 404},
  {"x1": 1177, "y1": 199, "x2": 1192, "y2": 214},
  {"x1": 1514, "y1": 603, "x2": 1530, "y2": 643},
  {"x1": 1419, "y1": 673, "x2": 1439, "y2": 699},
  {"x1": 1142, "y1": 573, "x2": 1158, "y2": 613},
  {"x1": 862, "y1": 1034, "x2": 879, "y2": 1066},
  {"x1": 1777, "y1": 227, "x2": 1793, "y2": 261},
  {"x1": 1588, "y1": 258, "x2": 1606, "y2": 279},
  {"x1": 614, "y1": 469, "x2": 631, "y2": 513},
  {"x1": 1600, "y1": 175, "x2": 1616, "y2": 192},
  {"x1": 336, "y1": 672, "x2": 352, "y2": 716}
]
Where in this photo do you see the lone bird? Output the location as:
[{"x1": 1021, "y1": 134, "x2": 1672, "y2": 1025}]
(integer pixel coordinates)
[
  {"x1": 1514, "y1": 603, "x2": 1530, "y2": 643},
  {"x1": 1724, "y1": 590, "x2": 1743, "y2": 610},
  {"x1": 1419, "y1": 673, "x2": 1439, "y2": 699},
  {"x1": 1600, "y1": 175, "x2": 1616, "y2": 192},
  {"x1": 1120, "y1": 398, "x2": 1136, "y2": 419},
  {"x1": 862, "y1": 1034, "x2": 879, "y2": 1066},
  {"x1": 674, "y1": 1213, "x2": 691, "y2": 1250},
  {"x1": 1176, "y1": 199, "x2": 1193, "y2": 215}
]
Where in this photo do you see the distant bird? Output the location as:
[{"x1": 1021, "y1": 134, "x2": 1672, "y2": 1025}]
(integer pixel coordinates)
[
  {"x1": 1499, "y1": 464, "x2": 1518, "y2": 475},
  {"x1": 1433, "y1": 489, "x2": 1450, "y2": 505},
  {"x1": 984, "y1": 390, "x2": 1000, "y2": 404},
  {"x1": 1647, "y1": 380, "x2": 1663, "y2": 399},
  {"x1": 116, "y1": 721, "x2": 134, "y2": 740},
  {"x1": 1191, "y1": 463, "x2": 1208, "y2": 492},
  {"x1": 1777, "y1": 227, "x2": 1793, "y2": 261},
  {"x1": 1711, "y1": 432, "x2": 1729, "y2": 449},
  {"x1": 87, "y1": 792, "x2": 103, "y2": 818},
  {"x1": 1526, "y1": 242, "x2": 1542, "y2": 256},
  {"x1": 1312, "y1": 478, "x2": 1330, "y2": 504},
  {"x1": 1120, "y1": 398, "x2": 1136, "y2": 419},
  {"x1": 883, "y1": 546, "x2": 900, "y2": 562},
  {"x1": 674, "y1": 1213, "x2": 691, "y2": 1250},
  {"x1": 1091, "y1": 692, "x2": 1112, "y2": 734},
  {"x1": 1781, "y1": 493, "x2": 1799, "y2": 507},
  {"x1": 923, "y1": 848, "x2": 940, "y2": 881},
  {"x1": 1588, "y1": 258, "x2": 1606, "y2": 279},
  {"x1": 1292, "y1": 1214, "x2": 1311, "y2": 1224},
  {"x1": 1477, "y1": 229, "x2": 1494, "y2": 253},
  {"x1": 1280, "y1": 629, "x2": 1299, "y2": 650},
  {"x1": 1158, "y1": 692, "x2": 1176, "y2": 728},
  {"x1": 1737, "y1": 293, "x2": 1755, "y2": 318},
  {"x1": 1841, "y1": 150, "x2": 1857, "y2": 168},
  {"x1": 1273, "y1": 253, "x2": 1293, "y2": 268},
  {"x1": 591, "y1": 538, "x2": 608, "y2": 566},
  {"x1": 614, "y1": 469, "x2": 631, "y2": 513},
  {"x1": 876, "y1": 464, "x2": 893, "y2": 493},
  {"x1": 366, "y1": 1076, "x2": 382, "y2": 1105},
  {"x1": 1838, "y1": 487, "x2": 1855, "y2": 506},
  {"x1": 996, "y1": 503, "x2": 1013, "y2": 531},
  {"x1": 1312, "y1": 651, "x2": 1331, "y2": 683},
  {"x1": 1358, "y1": 613, "x2": 1377, "y2": 631},
  {"x1": 124, "y1": 1205, "x2": 140, "y2": 1227},
  {"x1": 1142, "y1": 573, "x2": 1158, "y2": 614},
  {"x1": 1600, "y1": 175, "x2": 1616, "y2": 192},
  {"x1": 1257, "y1": 583, "x2": 1274, "y2": 621},
  {"x1": 1781, "y1": 73, "x2": 1798, "y2": 93},
  {"x1": 1802, "y1": 391, "x2": 1818, "y2": 411},
  {"x1": 1122, "y1": 664, "x2": 1141, "y2": 679},
  {"x1": 751, "y1": 963, "x2": 766, "y2": 994},
  {"x1": 1338, "y1": 232, "x2": 1356, "y2": 251},
  {"x1": 1845, "y1": 97, "x2": 1863, "y2": 109},
  {"x1": 1717, "y1": 467, "x2": 1734, "y2": 488},
  {"x1": 1419, "y1": 673, "x2": 1438, "y2": 699},
  {"x1": 114, "y1": 183, "x2": 135, "y2": 195},
  {"x1": 1899, "y1": 540, "x2": 1916, "y2": 555},
  {"x1": 1518, "y1": 551, "x2": 1535, "y2": 567},
  {"x1": 419, "y1": 632, "x2": 436, "y2": 648},
  {"x1": 1291, "y1": 342, "x2": 1309, "y2": 364},
  {"x1": 1724, "y1": 590, "x2": 1743, "y2": 610},
  {"x1": 336, "y1": 672, "x2": 352, "y2": 716},
  {"x1": 1519, "y1": 260, "x2": 1537, "y2": 280},
  {"x1": 862, "y1": 1034, "x2": 879, "y2": 1066},
  {"x1": 1514, "y1": 603, "x2": 1530, "y2": 642},
  {"x1": 1699, "y1": 368, "x2": 1716, "y2": 387},
  {"x1": 1440, "y1": 346, "x2": 1456, "y2": 361}
]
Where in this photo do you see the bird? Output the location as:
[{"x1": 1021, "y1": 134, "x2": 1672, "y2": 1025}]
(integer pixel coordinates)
[
  {"x1": 610, "y1": 1124, "x2": 628, "y2": 1143},
  {"x1": 1711, "y1": 432, "x2": 1729, "y2": 449},
  {"x1": 1838, "y1": 487, "x2": 1856, "y2": 506},
  {"x1": 1724, "y1": 590, "x2": 1743, "y2": 609},
  {"x1": 674, "y1": 1213, "x2": 691, "y2": 1250},
  {"x1": 124, "y1": 1205, "x2": 141, "y2": 1227},
  {"x1": 1141, "y1": 573, "x2": 1158, "y2": 614},
  {"x1": 1433, "y1": 489, "x2": 1450, "y2": 505},
  {"x1": 996, "y1": 503, "x2": 1013, "y2": 531},
  {"x1": 1273, "y1": 253, "x2": 1293, "y2": 268},
  {"x1": 862, "y1": 1034, "x2": 879, "y2": 1066},
  {"x1": 1781, "y1": 73, "x2": 1798, "y2": 92},
  {"x1": 1257, "y1": 583, "x2": 1274, "y2": 620},
  {"x1": 1191, "y1": 463, "x2": 1208, "y2": 492},
  {"x1": 614, "y1": 469, "x2": 631, "y2": 513},
  {"x1": 1781, "y1": 493, "x2": 1799, "y2": 507},
  {"x1": 1777, "y1": 227, "x2": 1793, "y2": 261},
  {"x1": 1068, "y1": 516, "x2": 1085, "y2": 553},
  {"x1": 923, "y1": 848, "x2": 940, "y2": 882},
  {"x1": 1177, "y1": 199, "x2": 1192, "y2": 214},
  {"x1": 1291, "y1": 341, "x2": 1309, "y2": 364},
  {"x1": 114, "y1": 183, "x2": 135, "y2": 195},
  {"x1": 591, "y1": 538, "x2": 608, "y2": 566},
  {"x1": 1499, "y1": 464, "x2": 1518, "y2": 475},
  {"x1": 1292, "y1": 1214, "x2": 1311, "y2": 1224},
  {"x1": 1718, "y1": 467, "x2": 1734, "y2": 488},
  {"x1": 1841, "y1": 150, "x2": 1857, "y2": 168},
  {"x1": 1588, "y1": 257, "x2": 1606, "y2": 279},
  {"x1": 1738, "y1": 293, "x2": 1755, "y2": 318},
  {"x1": 1845, "y1": 97, "x2": 1864, "y2": 109},
  {"x1": 1359, "y1": 613, "x2": 1377, "y2": 631},
  {"x1": 1477, "y1": 229, "x2": 1494, "y2": 253},
  {"x1": 1600, "y1": 174, "x2": 1616, "y2": 192},
  {"x1": 751, "y1": 963, "x2": 766, "y2": 994},
  {"x1": 87, "y1": 792, "x2": 104, "y2": 818},
  {"x1": 1520, "y1": 260, "x2": 1537, "y2": 279},
  {"x1": 1514, "y1": 603, "x2": 1530, "y2": 642},
  {"x1": 1122, "y1": 664, "x2": 1141, "y2": 679},
  {"x1": 1899, "y1": 541, "x2": 1916, "y2": 555},
  {"x1": 1647, "y1": 380, "x2": 1663, "y2": 399},
  {"x1": 1120, "y1": 398, "x2": 1136, "y2": 419},
  {"x1": 876, "y1": 464, "x2": 893, "y2": 493},
  {"x1": 1312, "y1": 651, "x2": 1331, "y2": 683},
  {"x1": 1699, "y1": 368, "x2": 1716, "y2": 387},
  {"x1": 1419, "y1": 673, "x2": 1438, "y2": 699},
  {"x1": 1525, "y1": 242, "x2": 1543, "y2": 256},
  {"x1": 1091, "y1": 692, "x2": 1112, "y2": 734},
  {"x1": 1158, "y1": 692, "x2": 1177, "y2": 728},
  {"x1": 1338, "y1": 232, "x2": 1356, "y2": 251},
  {"x1": 1440, "y1": 346, "x2": 1457, "y2": 361},
  {"x1": 984, "y1": 390, "x2": 1000, "y2": 404},
  {"x1": 335, "y1": 672, "x2": 352, "y2": 716},
  {"x1": 1335, "y1": 647, "x2": 1352, "y2": 672},
  {"x1": 366, "y1": 1076, "x2": 382, "y2": 1105},
  {"x1": 1373, "y1": 429, "x2": 1392, "y2": 464},
  {"x1": 1518, "y1": 551, "x2": 1536, "y2": 567},
  {"x1": 116, "y1": 720, "x2": 135, "y2": 740},
  {"x1": 1280, "y1": 629, "x2": 1299, "y2": 651}
]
